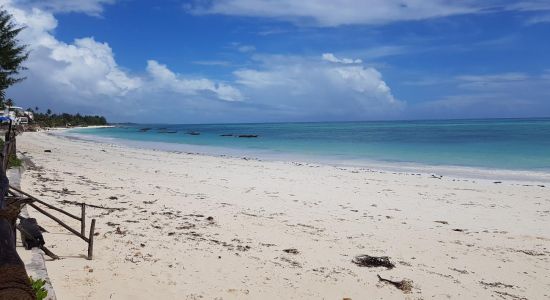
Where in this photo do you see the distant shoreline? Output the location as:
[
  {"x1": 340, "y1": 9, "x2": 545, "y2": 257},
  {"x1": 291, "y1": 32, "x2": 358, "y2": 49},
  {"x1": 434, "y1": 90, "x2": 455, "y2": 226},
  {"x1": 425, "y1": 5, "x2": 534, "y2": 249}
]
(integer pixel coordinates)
[{"x1": 39, "y1": 125, "x2": 115, "y2": 131}]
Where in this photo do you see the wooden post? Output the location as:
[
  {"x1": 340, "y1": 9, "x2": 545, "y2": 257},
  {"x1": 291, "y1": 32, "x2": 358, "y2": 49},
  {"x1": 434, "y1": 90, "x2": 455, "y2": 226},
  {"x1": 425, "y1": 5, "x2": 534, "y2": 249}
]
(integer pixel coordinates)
[
  {"x1": 87, "y1": 219, "x2": 96, "y2": 260},
  {"x1": 81, "y1": 203, "x2": 86, "y2": 236}
]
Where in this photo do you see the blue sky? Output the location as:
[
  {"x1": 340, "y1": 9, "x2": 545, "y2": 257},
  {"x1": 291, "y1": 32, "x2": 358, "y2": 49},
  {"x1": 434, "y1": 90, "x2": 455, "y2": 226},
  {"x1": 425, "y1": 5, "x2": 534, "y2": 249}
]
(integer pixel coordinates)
[{"x1": 4, "y1": 0, "x2": 550, "y2": 123}]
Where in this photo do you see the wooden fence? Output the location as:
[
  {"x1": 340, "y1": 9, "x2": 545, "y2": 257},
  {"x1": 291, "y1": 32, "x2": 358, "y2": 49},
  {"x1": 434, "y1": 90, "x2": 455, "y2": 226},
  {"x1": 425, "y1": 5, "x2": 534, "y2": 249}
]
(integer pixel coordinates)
[
  {"x1": 9, "y1": 186, "x2": 96, "y2": 260},
  {"x1": 2, "y1": 123, "x2": 97, "y2": 260}
]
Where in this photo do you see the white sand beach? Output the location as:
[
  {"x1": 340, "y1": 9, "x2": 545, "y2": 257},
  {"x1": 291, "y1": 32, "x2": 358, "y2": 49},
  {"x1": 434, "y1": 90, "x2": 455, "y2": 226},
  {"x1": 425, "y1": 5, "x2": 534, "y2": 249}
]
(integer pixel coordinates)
[{"x1": 17, "y1": 131, "x2": 550, "y2": 299}]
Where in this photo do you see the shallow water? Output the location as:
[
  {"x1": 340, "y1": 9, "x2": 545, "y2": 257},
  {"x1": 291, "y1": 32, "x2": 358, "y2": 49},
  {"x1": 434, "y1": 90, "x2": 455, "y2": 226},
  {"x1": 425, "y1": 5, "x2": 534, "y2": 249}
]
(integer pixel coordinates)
[{"x1": 68, "y1": 118, "x2": 550, "y2": 172}]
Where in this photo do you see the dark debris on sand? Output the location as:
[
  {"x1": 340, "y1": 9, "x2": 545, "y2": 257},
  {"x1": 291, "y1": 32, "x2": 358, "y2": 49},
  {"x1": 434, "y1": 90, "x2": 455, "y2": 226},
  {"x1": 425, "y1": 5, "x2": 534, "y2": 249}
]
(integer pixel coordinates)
[
  {"x1": 283, "y1": 248, "x2": 300, "y2": 254},
  {"x1": 352, "y1": 255, "x2": 395, "y2": 269},
  {"x1": 377, "y1": 274, "x2": 413, "y2": 293}
]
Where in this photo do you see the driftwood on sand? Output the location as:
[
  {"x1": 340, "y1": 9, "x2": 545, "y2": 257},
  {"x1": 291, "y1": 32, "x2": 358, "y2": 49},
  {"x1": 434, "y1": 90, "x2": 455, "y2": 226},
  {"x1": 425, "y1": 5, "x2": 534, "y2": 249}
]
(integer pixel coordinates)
[{"x1": 377, "y1": 274, "x2": 413, "y2": 294}]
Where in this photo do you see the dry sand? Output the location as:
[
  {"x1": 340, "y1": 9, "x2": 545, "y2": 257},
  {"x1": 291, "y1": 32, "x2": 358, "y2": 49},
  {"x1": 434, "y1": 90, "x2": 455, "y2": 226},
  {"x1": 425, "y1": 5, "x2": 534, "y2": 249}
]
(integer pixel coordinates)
[{"x1": 16, "y1": 131, "x2": 550, "y2": 299}]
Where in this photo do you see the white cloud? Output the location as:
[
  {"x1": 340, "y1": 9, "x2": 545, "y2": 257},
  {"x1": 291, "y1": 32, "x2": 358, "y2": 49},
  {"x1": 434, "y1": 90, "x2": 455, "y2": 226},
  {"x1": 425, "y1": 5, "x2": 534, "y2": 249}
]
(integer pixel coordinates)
[
  {"x1": 526, "y1": 13, "x2": 550, "y2": 25},
  {"x1": 237, "y1": 45, "x2": 256, "y2": 53},
  {"x1": 322, "y1": 53, "x2": 362, "y2": 64},
  {"x1": 456, "y1": 72, "x2": 530, "y2": 90},
  {"x1": 456, "y1": 72, "x2": 529, "y2": 82},
  {"x1": 192, "y1": 60, "x2": 231, "y2": 67},
  {"x1": 146, "y1": 60, "x2": 243, "y2": 102},
  {"x1": 190, "y1": 0, "x2": 475, "y2": 26},
  {"x1": 506, "y1": 1, "x2": 550, "y2": 11},
  {"x1": 228, "y1": 42, "x2": 256, "y2": 53},
  {"x1": 233, "y1": 55, "x2": 402, "y2": 119},
  {"x1": 189, "y1": 0, "x2": 550, "y2": 27},
  {"x1": 15, "y1": 0, "x2": 116, "y2": 15},
  {"x1": 49, "y1": 37, "x2": 142, "y2": 96}
]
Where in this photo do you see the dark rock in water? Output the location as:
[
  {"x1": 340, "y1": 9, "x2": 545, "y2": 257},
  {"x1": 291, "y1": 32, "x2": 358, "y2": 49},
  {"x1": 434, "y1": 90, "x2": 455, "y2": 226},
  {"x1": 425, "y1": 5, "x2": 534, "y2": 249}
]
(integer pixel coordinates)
[
  {"x1": 220, "y1": 134, "x2": 233, "y2": 137},
  {"x1": 187, "y1": 131, "x2": 200, "y2": 135},
  {"x1": 352, "y1": 255, "x2": 395, "y2": 269},
  {"x1": 159, "y1": 130, "x2": 177, "y2": 134},
  {"x1": 139, "y1": 127, "x2": 152, "y2": 132},
  {"x1": 238, "y1": 134, "x2": 258, "y2": 138}
]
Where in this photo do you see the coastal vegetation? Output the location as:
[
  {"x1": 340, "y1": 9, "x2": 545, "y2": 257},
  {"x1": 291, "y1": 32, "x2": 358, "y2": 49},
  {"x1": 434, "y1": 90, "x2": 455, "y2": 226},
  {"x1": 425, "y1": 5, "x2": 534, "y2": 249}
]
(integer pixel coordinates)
[{"x1": 29, "y1": 110, "x2": 108, "y2": 127}]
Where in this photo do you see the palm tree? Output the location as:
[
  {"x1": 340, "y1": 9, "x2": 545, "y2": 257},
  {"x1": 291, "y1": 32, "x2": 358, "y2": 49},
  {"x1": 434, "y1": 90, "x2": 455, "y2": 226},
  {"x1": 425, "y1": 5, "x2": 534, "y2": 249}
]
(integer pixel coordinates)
[
  {"x1": 5, "y1": 98, "x2": 14, "y2": 107},
  {"x1": 0, "y1": 10, "x2": 28, "y2": 102},
  {"x1": 46, "y1": 108, "x2": 52, "y2": 115}
]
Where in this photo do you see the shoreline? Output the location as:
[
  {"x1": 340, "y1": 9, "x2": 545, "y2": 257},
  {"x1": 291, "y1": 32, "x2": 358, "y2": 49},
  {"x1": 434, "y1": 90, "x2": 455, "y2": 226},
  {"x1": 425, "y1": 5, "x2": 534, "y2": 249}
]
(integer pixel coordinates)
[
  {"x1": 37, "y1": 125, "x2": 115, "y2": 131},
  {"x1": 57, "y1": 128, "x2": 550, "y2": 184}
]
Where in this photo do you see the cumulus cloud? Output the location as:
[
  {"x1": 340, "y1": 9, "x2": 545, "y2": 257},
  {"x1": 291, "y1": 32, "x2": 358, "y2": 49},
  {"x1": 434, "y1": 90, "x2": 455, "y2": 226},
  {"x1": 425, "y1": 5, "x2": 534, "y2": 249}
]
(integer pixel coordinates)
[
  {"x1": 188, "y1": 0, "x2": 550, "y2": 27},
  {"x1": 233, "y1": 55, "x2": 402, "y2": 120},
  {"x1": 147, "y1": 60, "x2": 243, "y2": 102}
]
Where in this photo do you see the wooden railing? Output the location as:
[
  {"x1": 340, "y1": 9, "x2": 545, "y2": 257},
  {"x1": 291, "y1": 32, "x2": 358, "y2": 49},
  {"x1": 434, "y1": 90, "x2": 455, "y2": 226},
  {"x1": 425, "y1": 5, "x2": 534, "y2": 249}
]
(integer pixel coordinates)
[
  {"x1": 1, "y1": 123, "x2": 97, "y2": 260},
  {"x1": 8, "y1": 186, "x2": 96, "y2": 260}
]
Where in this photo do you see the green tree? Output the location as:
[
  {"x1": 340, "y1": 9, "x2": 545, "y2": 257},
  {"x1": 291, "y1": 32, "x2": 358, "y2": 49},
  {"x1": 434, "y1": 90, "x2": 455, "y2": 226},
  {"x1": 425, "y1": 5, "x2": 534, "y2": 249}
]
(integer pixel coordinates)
[{"x1": 0, "y1": 9, "x2": 28, "y2": 104}]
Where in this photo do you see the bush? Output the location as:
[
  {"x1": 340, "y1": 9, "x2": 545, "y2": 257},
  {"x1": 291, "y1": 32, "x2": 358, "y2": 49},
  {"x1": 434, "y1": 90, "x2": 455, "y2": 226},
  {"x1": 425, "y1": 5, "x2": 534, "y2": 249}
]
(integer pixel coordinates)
[
  {"x1": 29, "y1": 277, "x2": 48, "y2": 300},
  {"x1": 0, "y1": 139, "x2": 21, "y2": 168},
  {"x1": 8, "y1": 153, "x2": 21, "y2": 168}
]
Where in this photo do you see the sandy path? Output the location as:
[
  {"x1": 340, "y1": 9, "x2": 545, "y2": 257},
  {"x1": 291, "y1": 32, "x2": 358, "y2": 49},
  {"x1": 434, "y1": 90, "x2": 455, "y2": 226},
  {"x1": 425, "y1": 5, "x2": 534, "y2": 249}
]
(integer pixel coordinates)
[{"x1": 17, "y1": 131, "x2": 550, "y2": 299}]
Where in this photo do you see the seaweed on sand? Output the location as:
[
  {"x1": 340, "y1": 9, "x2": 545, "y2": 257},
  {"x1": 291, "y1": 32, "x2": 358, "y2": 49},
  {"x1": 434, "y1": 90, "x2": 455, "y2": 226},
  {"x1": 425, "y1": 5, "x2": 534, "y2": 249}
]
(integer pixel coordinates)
[{"x1": 352, "y1": 255, "x2": 395, "y2": 269}]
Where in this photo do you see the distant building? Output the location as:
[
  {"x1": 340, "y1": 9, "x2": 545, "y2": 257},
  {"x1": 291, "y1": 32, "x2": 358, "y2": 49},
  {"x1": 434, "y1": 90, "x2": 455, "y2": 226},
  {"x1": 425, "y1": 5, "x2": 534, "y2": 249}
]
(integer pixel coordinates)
[{"x1": 0, "y1": 106, "x2": 32, "y2": 125}]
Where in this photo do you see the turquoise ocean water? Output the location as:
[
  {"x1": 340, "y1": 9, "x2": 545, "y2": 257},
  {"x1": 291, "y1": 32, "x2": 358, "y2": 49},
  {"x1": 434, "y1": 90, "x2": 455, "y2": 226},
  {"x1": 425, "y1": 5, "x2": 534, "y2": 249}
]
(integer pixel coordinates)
[{"x1": 67, "y1": 118, "x2": 550, "y2": 172}]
